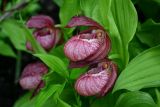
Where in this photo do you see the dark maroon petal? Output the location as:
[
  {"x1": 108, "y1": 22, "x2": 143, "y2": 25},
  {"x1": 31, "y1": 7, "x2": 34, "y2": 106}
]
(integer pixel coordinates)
[
  {"x1": 69, "y1": 60, "x2": 91, "y2": 68},
  {"x1": 66, "y1": 16, "x2": 104, "y2": 30},
  {"x1": 26, "y1": 15, "x2": 54, "y2": 29},
  {"x1": 19, "y1": 62, "x2": 48, "y2": 90}
]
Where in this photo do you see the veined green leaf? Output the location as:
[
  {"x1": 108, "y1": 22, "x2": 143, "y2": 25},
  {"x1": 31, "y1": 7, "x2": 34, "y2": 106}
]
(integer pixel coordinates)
[
  {"x1": 113, "y1": 45, "x2": 160, "y2": 92},
  {"x1": 115, "y1": 91, "x2": 157, "y2": 107},
  {"x1": 59, "y1": 0, "x2": 80, "y2": 26},
  {"x1": 109, "y1": 0, "x2": 138, "y2": 68},
  {"x1": 34, "y1": 54, "x2": 69, "y2": 78},
  {"x1": 80, "y1": 0, "x2": 97, "y2": 17}
]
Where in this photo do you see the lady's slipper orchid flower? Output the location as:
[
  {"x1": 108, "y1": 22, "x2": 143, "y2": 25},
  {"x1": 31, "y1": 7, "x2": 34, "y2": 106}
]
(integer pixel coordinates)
[
  {"x1": 19, "y1": 61, "x2": 48, "y2": 90},
  {"x1": 75, "y1": 60, "x2": 117, "y2": 96},
  {"x1": 64, "y1": 16, "x2": 111, "y2": 68},
  {"x1": 26, "y1": 15, "x2": 60, "y2": 51}
]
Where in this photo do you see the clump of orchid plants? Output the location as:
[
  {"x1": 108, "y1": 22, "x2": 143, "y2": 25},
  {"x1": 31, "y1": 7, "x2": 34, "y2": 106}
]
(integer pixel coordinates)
[{"x1": 64, "y1": 16, "x2": 117, "y2": 96}]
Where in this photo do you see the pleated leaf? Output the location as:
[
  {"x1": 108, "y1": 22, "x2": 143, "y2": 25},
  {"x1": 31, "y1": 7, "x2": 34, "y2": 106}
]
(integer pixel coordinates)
[
  {"x1": 113, "y1": 45, "x2": 160, "y2": 92},
  {"x1": 115, "y1": 91, "x2": 157, "y2": 107}
]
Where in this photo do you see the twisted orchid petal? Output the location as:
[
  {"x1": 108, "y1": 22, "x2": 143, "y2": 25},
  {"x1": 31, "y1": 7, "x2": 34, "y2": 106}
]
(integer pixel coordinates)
[
  {"x1": 26, "y1": 15, "x2": 54, "y2": 28},
  {"x1": 75, "y1": 60, "x2": 117, "y2": 96},
  {"x1": 66, "y1": 16, "x2": 104, "y2": 30},
  {"x1": 19, "y1": 62, "x2": 48, "y2": 90}
]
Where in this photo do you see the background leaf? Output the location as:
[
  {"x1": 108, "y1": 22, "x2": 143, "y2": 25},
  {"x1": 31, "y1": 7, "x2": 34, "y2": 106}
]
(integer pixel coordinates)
[
  {"x1": 113, "y1": 45, "x2": 160, "y2": 92},
  {"x1": 90, "y1": 93, "x2": 115, "y2": 107},
  {"x1": 136, "y1": 0, "x2": 160, "y2": 22},
  {"x1": 137, "y1": 19, "x2": 160, "y2": 47},
  {"x1": 53, "y1": 0, "x2": 64, "y2": 7},
  {"x1": 1, "y1": 20, "x2": 26, "y2": 51},
  {"x1": 114, "y1": 91, "x2": 157, "y2": 107},
  {"x1": 59, "y1": 0, "x2": 80, "y2": 26},
  {"x1": 0, "y1": 40, "x2": 16, "y2": 58}
]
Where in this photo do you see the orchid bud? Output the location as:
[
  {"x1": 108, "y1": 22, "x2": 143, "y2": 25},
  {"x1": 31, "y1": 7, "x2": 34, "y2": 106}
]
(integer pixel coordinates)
[
  {"x1": 19, "y1": 62, "x2": 48, "y2": 90},
  {"x1": 75, "y1": 60, "x2": 117, "y2": 96},
  {"x1": 26, "y1": 15, "x2": 61, "y2": 51},
  {"x1": 64, "y1": 16, "x2": 111, "y2": 68}
]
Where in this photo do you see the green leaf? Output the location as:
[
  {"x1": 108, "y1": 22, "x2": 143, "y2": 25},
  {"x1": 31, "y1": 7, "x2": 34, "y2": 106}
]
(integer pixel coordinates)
[
  {"x1": 49, "y1": 45, "x2": 66, "y2": 58},
  {"x1": 91, "y1": 93, "x2": 115, "y2": 107},
  {"x1": 128, "y1": 36, "x2": 147, "y2": 60},
  {"x1": 44, "y1": 71, "x2": 65, "y2": 85},
  {"x1": 108, "y1": 0, "x2": 138, "y2": 68},
  {"x1": 98, "y1": 0, "x2": 111, "y2": 26},
  {"x1": 155, "y1": 89, "x2": 160, "y2": 107},
  {"x1": 14, "y1": 91, "x2": 63, "y2": 107},
  {"x1": 0, "y1": 40, "x2": 16, "y2": 58},
  {"x1": 59, "y1": 0, "x2": 80, "y2": 26},
  {"x1": 113, "y1": 45, "x2": 160, "y2": 92},
  {"x1": 34, "y1": 54, "x2": 69, "y2": 78},
  {"x1": 115, "y1": 91, "x2": 157, "y2": 107},
  {"x1": 55, "y1": 97, "x2": 71, "y2": 107},
  {"x1": 70, "y1": 67, "x2": 87, "y2": 80},
  {"x1": 80, "y1": 0, "x2": 97, "y2": 17},
  {"x1": 1, "y1": 20, "x2": 26, "y2": 51},
  {"x1": 1, "y1": 19, "x2": 45, "y2": 53},
  {"x1": 35, "y1": 84, "x2": 65, "y2": 107},
  {"x1": 14, "y1": 93, "x2": 34, "y2": 107},
  {"x1": 137, "y1": 19, "x2": 160, "y2": 47},
  {"x1": 53, "y1": 0, "x2": 64, "y2": 7},
  {"x1": 60, "y1": 84, "x2": 81, "y2": 107}
]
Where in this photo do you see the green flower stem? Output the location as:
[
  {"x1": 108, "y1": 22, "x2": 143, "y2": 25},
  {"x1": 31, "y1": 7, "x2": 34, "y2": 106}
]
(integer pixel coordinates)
[{"x1": 14, "y1": 51, "x2": 22, "y2": 83}]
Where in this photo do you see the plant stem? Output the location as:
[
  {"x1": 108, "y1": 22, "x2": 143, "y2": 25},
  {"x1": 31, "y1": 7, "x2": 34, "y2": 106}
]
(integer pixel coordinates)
[
  {"x1": 14, "y1": 51, "x2": 22, "y2": 83},
  {"x1": 68, "y1": 80, "x2": 82, "y2": 107}
]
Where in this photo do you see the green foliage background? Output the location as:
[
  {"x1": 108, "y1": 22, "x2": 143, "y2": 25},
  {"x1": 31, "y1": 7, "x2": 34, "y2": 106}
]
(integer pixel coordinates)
[{"x1": 0, "y1": 0, "x2": 160, "y2": 107}]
